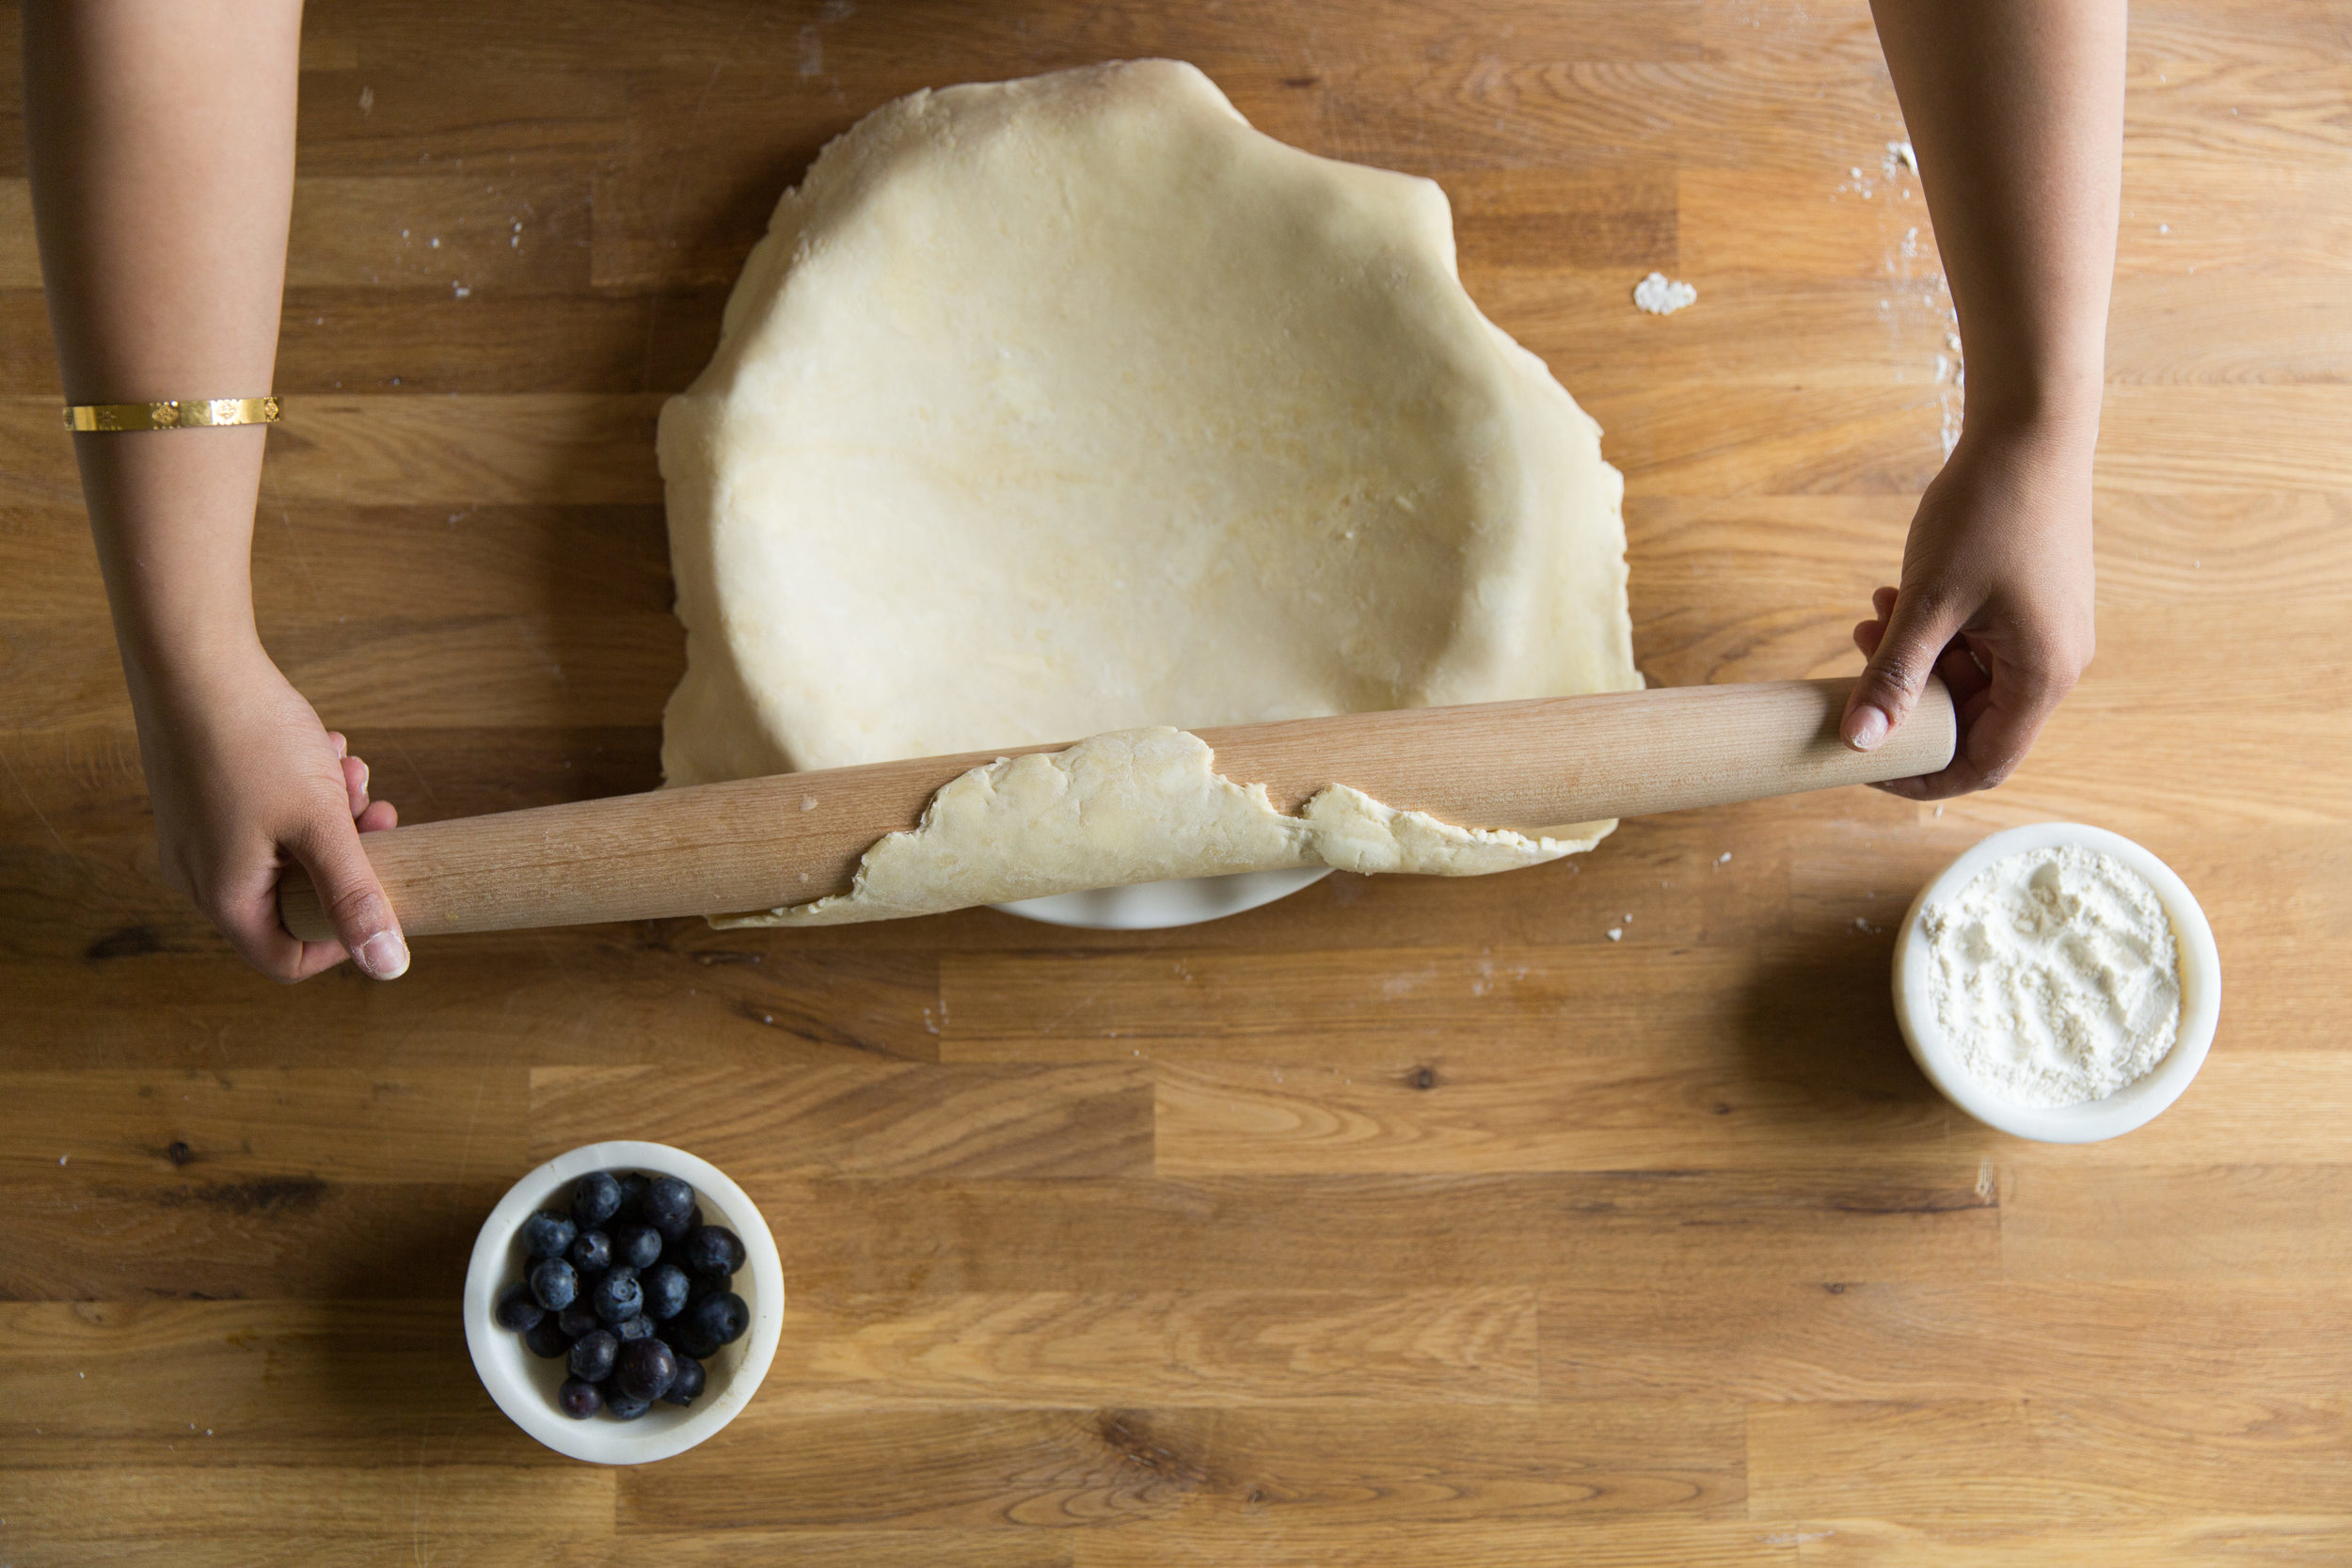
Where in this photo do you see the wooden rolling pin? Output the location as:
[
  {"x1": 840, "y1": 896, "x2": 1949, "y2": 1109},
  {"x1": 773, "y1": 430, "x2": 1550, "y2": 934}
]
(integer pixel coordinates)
[{"x1": 278, "y1": 675, "x2": 1953, "y2": 940}]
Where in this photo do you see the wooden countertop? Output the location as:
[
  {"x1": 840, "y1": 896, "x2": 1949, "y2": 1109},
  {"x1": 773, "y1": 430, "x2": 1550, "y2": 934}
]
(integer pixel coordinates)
[{"x1": 5, "y1": 0, "x2": 2349, "y2": 1560}]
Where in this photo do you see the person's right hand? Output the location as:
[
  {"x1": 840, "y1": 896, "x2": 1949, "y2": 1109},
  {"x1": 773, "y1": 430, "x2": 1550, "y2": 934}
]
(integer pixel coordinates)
[{"x1": 133, "y1": 641, "x2": 407, "y2": 982}]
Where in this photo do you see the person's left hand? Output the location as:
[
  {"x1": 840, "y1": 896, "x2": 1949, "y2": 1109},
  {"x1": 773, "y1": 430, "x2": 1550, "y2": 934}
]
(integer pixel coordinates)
[{"x1": 1839, "y1": 412, "x2": 2098, "y2": 799}]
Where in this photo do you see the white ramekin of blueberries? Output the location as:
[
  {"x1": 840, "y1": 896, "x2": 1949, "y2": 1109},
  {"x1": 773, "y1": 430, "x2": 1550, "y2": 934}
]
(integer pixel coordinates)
[{"x1": 464, "y1": 1140, "x2": 784, "y2": 1464}]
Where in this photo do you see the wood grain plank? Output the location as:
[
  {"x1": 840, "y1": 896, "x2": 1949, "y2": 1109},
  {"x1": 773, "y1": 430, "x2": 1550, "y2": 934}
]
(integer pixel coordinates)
[
  {"x1": 342, "y1": 0, "x2": 1707, "y2": 76},
  {"x1": 0, "y1": 502, "x2": 673, "y2": 621},
  {"x1": 1147, "y1": 1035, "x2": 1952, "y2": 1178},
  {"x1": 2, "y1": 1538, "x2": 1071, "y2": 1568},
  {"x1": 1582, "y1": 383, "x2": 1947, "y2": 497},
  {"x1": 294, "y1": 68, "x2": 631, "y2": 175},
  {"x1": 5, "y1": 1299, "x2": 544, "y2": 1465},
  {"x1": 1541, "y1": 1281, "x2": 2352, "y2": 1402},
  {"x1": 1748, "y1": 1397, "x2": 2352, "y2": 1520},
  {"x1": 9, "y1": 1175, "x2": 506, "y2": 1300},
  {"x1": 1977, "y1": 721, "x2": 2352, "y2": 837},
  {"x1": 0, "y1": 1069, "x2": 530, "y2": 1184},
  {"x1": 0, "y1": 181, "x2": 33, "y2": 286},
  {"x1": 1156, "y1": 1053, "x2": 2352, "y2": 1177},
  {"x1": 0, "y1": 1465, "x2": 613, "y2": 1541},
  {"x1": 1798, "y1": 1518, "x2": 2352, "y2": 1567},
  {"x1": 1440, "y1": 167, "x2": 1679, "y2": 273},
  {"x1": 531, "y1": 1062, "x2": 1152, "y2": 1180},
  {"x1": 1677, "y1": 166, "x2": 1942, "y2": 283},
  {"x1": 1, "y1": 939, "x2": 944, "y2": 1068},
  {"x1": 1477, "y1": 273, "x2": 1961, "y2": 400},
  {"x1": 767, "y1": 1289, "x2": 1539, "y2": 1409},
  {"x1": 620, "y1": 1401, "x2": 1745, "y2": 1528},
  {"x1": 2000, "y1": 1164, "x2": 2352, "y2": 1282},
  {"x1": 287, "y1": 175, "x2": 594, "y2": 291},
  {"x1": 943, "y1": 944, "x2": 1801, "y2": 1063},
  {"x1": 2097, "y1": 385, "x2": 2352, "y2": 492},
  {"x1": 1629, "y1": 490, "x2": 2352, "y2": 609},
  {"x1": 759, "y1": 1168, "x2": 2001, "y2": 1294},
  {"x1": 2107, "y1": 273, "x2": 2352, "y2": 385},
  {"x1": 2122, "y1": 158, "x2": 2352, "y2": 277},
  {"x1": 269, "y1": 288, "x2": 729, "y2": 394},
  {"x1": 1075, "y1": 1519, "x2": 1798, "y2": 1568}
]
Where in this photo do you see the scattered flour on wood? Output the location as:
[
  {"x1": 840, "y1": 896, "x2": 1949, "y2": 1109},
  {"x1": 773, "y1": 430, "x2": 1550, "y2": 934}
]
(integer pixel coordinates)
[{"x1": 1632, "y1": 272, "x2": 1697, "y2": 315}]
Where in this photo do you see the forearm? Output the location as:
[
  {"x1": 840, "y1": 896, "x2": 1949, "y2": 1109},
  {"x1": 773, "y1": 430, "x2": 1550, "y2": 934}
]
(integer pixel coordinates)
[
  {"x1": 1870, "y1": 0, "x2": 2125, "y2": 438},
  {"x1": 24, "y1": 0, "x2": 305, "y2": 699}
]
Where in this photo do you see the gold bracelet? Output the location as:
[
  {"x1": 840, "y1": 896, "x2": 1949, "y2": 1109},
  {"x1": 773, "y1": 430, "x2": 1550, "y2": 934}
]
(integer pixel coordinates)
[{"x1": 63, "y1": 396, "x2": 281, "y2": 433}]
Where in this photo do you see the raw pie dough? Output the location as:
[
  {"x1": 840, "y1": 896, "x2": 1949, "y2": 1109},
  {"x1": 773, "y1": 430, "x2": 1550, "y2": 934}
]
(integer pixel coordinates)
[
  {"x1": 711, "y1": 728, "x2": 1609, "y2": 928},
  {"x1": 659, "y1": 60, "x2": 1639, "y2": 925}
]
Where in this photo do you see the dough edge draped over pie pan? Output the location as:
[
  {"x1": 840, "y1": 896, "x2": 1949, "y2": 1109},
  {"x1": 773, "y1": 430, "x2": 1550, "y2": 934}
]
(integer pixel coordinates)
[
  {"x1": 658, "y1": 59, "x2": 1639, "y2": 926},
  {"x1": 712, "y1": 727, "x2": 1606, "y2": 928}
]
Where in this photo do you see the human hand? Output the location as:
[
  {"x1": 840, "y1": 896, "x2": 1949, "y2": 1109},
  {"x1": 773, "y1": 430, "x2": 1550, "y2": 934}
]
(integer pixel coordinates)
[
  {"x1": 1838, "y1": 417, "x2": 2097, "y2": 799},
  {"x1": 133, "y1": 642, "x2": 407, "y2": 981}
]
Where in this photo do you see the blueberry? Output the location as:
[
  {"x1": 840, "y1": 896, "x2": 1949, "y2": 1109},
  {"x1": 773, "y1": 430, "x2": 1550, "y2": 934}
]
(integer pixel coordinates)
[
  {"x1": 681, "y1": 1225, "x2": 747, "y2": 1279},
  {"x1": 556, "y1": 1304, "x2": 600, "y2": 1340},
  {"x1": 614, "y1": 1313, "x2": 657, "y2": 1342},
  {"x1": 613, "y1": 1172, "x2": 651, "y2": 1222},
  {"x1": 660, "y1": 1353, "x2": 707, "y2": 1407},
  {"x1": 641, "y1": 1263, "x2": 691, "y2": 1322},
  {"x1": 683, "y1": 1290, "x2": 751, "y2": 1348},
  {"x1": 567, "y1": 1228, "x2": 612, "y2": 1275},
  {"x1": 614, "y1": 1338, "x2": 678, "y2": 1402},
  {"x1": 605, "y1": 1391, "x2": 652, "y2": 1421},
  {"x1": 493, "y1": 1281, "x2": 544, "y2": 1332},
  {"x1": 642, "y1": 1177, "x2": 696, "y2": 1237},
  {"x1": 669, "y1": 1318, "x2": 723, "y2": 1360},
  {"x1": 686, "y1": 1270, "x2": 730, "y2": 1306},
  {"x1": 568, "y1": 1328, "x2": 619, "y2": 1383},
  {"x1": 613, "y1": 1225, "x2": 663, "y2": 1271},
  {"x1": 518, "y1": 1210, "x2": 578, "y2": 1260},
  {"x1": 589, "y1": 1269, "x2": 643, "y2": 1324},
  {"x1": 528, "y1": 1258, "x2": 579, "y2": 1312},
  {"x1": 525, "y1": 1315, "x2": 574, "y2": 1357},
  {"x1": 660, "y1": 1204, "x2": 704, "y2": 1248},
  {"x1": 570, "y1": 1171, "x2": 623, "y2": 1229},
  {"x1": 557, "y1": 1377, "x2": 603, "y2": 1419}
]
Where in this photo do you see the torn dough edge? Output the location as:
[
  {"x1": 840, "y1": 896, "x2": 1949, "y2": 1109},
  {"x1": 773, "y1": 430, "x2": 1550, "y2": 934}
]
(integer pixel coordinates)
[{"x1": 712, "y1": 726, "x2": 1613, "y2": 927}]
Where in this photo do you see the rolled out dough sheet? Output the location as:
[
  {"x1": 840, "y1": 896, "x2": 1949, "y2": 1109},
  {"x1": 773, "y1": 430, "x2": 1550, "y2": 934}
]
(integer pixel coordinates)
[
  {"x1": 660, "y1": 60, "x2": 1639, "y2": 924},
  {"x1": 715, "y1": 728, "x2": 1604, "y2": 927}
]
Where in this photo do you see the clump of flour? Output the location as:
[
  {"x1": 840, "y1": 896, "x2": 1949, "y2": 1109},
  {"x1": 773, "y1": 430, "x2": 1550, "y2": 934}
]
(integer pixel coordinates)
[
  {"x1": 1922, "y1": 846, "x2": 2182, "y2": 1106},
  {"x1": 1632, "y1": 272, "x2": 1697, "y2": 315}
]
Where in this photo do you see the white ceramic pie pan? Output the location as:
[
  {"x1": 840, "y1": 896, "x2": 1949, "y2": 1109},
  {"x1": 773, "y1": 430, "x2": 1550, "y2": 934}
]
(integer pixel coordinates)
[
  {"x1": 1891, "y1": 822, "x2": 2221, "y2": 1143},
  {"x1": 994, "y1": 866, "x2": 1332, "y2": 928},
  {"x1": 464, "y1": 1140, "x2": 785, "y2": 1465}
]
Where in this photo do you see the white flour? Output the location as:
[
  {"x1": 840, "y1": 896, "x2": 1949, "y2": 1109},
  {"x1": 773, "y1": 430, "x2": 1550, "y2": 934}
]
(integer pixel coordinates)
[
  {"x1": 1632, "y1": 271, "x2": 1697, "y2": 315},
  {"x1": 1922, "y1": 846, "x2": 2182, "y2": 1106}
]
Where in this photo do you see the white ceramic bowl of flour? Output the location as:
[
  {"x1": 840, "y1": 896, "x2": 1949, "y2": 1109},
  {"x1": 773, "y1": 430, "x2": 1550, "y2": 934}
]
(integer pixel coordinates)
[{"x1": 1892, "y1": 823, "x2": 2220, "y2": 1143}]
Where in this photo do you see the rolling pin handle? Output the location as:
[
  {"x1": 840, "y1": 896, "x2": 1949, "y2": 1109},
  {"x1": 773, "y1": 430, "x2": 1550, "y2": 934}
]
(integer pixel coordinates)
[{"x1": 277, "y1": 867, "x2": 337, "y2": 944}]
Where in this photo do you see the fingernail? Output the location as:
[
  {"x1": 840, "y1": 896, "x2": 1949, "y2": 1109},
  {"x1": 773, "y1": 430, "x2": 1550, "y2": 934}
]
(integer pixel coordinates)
[
  {"x1": 353, "y1": 760, "x2": 369, "y2": 793},
  {"x1": 1847, "y1": 706, "x2": 1889, "y2": 752},
  {"x1": 355, "y1": 929, "x2": 410, "y2": 980}
]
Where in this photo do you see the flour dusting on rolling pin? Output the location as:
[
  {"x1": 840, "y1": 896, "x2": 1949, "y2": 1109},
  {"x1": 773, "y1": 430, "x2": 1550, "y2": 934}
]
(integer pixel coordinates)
[{"x1": 1922, "y1": 845, "x2": 2183, "y2": 1106}]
